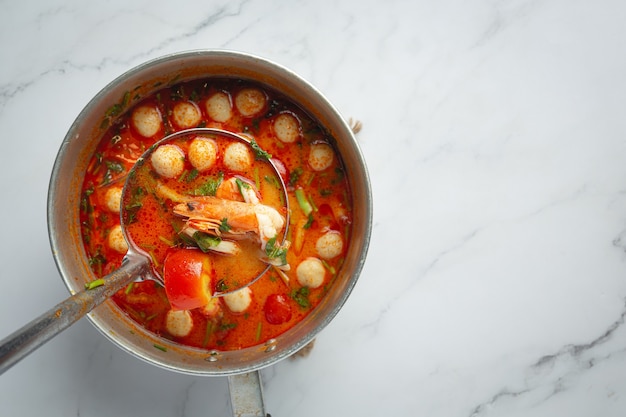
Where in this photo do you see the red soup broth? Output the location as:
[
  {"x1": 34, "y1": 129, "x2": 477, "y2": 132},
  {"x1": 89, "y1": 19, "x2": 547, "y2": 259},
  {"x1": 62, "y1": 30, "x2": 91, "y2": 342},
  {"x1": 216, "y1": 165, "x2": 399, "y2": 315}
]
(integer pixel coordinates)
[{"x1": 79, "y1": 78, "x2": 352, "y2": 350}]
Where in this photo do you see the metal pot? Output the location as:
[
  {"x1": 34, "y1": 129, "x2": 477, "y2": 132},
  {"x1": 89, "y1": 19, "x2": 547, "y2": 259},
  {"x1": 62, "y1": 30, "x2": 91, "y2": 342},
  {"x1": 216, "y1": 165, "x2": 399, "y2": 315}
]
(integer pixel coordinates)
[{"x1": 47, "y1": 50, "x2": 372, "y2": 414}]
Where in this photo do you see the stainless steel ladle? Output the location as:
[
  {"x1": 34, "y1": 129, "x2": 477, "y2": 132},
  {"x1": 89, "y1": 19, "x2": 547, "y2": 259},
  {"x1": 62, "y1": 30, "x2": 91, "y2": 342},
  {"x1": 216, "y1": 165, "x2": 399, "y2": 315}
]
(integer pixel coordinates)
[{"x1": 0, "y1": 128, "x2": 289, "y2": 378}]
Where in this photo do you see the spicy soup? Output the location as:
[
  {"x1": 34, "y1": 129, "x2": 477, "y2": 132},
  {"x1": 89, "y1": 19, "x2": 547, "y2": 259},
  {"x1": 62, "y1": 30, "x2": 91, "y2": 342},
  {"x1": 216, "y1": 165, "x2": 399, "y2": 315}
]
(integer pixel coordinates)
[{"x1": 79, "y1": 78, "x2": 352, "y2": 351}]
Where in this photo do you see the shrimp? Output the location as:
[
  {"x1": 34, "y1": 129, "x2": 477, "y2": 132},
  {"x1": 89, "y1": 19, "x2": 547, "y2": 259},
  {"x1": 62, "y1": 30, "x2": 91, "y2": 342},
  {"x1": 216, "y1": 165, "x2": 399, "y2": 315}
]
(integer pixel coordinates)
[
  {"x1": 156, "y1": 180, "x2": 289, "y2": 268},
  {"x1": 173, "y1": 197, "x2": 285, "y2": 249}
]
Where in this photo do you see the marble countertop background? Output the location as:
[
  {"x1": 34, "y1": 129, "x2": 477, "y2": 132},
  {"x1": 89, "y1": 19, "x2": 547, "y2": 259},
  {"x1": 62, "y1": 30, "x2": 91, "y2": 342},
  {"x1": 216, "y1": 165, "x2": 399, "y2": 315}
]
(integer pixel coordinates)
[{"x1": 2, "y1": 0, "x2": 626, "y2": 415}]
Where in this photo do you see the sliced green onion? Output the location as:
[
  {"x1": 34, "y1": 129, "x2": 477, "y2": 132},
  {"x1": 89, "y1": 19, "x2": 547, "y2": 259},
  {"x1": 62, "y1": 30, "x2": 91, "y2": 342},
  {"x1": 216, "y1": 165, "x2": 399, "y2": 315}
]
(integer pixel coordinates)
[
  {"x1": 295, "y1": 188, "x2": 312, "y2": 216},
  {"x1": 153, "y1": 344, "x2": 167, "y2": 352},
  {"x1": 255, "y1": 322, "x2": 263, "y2": 342},
  {"x1": 85, "y1": 279, "x2": 105, "y2": 290},
  {"x1": 321, "y1": 259, "x2": 336, "y2": 275},
  {"x1": 158, "y1": 235, "x2": 175, "y2": 246}
]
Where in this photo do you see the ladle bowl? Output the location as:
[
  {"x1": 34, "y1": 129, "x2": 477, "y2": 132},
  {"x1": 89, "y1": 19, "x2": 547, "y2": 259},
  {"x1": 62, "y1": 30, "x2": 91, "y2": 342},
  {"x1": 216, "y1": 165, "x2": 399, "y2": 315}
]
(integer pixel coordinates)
[{"x1": 0, "y1": 127, "x2": 288, "y2": 375}]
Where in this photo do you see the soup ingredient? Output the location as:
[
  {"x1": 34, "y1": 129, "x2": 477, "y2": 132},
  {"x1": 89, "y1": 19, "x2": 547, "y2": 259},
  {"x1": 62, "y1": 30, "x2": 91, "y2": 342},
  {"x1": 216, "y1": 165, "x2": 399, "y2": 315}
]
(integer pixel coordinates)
[
  {"x1": 308, "y1": 142, "x2": 334, "y2": 171},
  {"x1": 163, "y1": 249, "x2": 213, "y2": 311},
  {"x1": 223, "y1": 287, "x2": 253, "y2": 313},
  {"x1": 315, "y1": 230, "x2": 344, "y2": 259},
  {"x1": 132, "y1": 104, "x2": 162, "y2": 137},
  {"x1": 108, "y1": 224, "x2": 128, "y2": 254},
  {"x1": 273, "y1": 113, "x2": 300, "y2": 143},
  {"x1": 150, "y1": 144, "x2": 185, "y2": 178},
  {"x1": 235, "y1": 88, "x2": 267, "y2": 117},
  {"x1": 104, "y1": 186, "x2": 123, "y2": 213},
  {"x1": 165, "y1": 309, "x2": 194, "y2": 337},
  {"x1": 264, "y1": 294, "x2": 292, "y2": 325},
  {"x1": 173, "y1": 197, "x2": 286, "y2": 251},
  {"x1": 223, "y1": 142, "x2": 252, "y2": 172},
  {"x1": 188, "y1": 137, "x2": 217, "y2": 172},
  {"x1": 172, "y1": 101, "x2": 201, "y2": 129},
  {"x1": 81, "y1": 77, "x2": 352, "y2": 351},
  {"x1": 296, "y1": 257, "x2": 326, "y2": 289},
  {"x1": 205, "y1": 91, "x2": 233, "y2": 122}
]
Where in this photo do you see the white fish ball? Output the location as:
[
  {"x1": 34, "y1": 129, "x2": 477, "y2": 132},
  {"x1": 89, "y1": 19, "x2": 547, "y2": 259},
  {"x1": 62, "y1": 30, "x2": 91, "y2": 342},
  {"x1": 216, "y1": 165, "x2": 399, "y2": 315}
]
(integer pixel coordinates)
[
  {"x1": 104, "y1": 186, "x2": 123, "y2": 213},
  {"x1": 131, "y1": 105, "x2": 162, "y2": 138},
  {"x1": 223, "y1": 142, "x2": 252, "y2": 172},
  {"x1": 172, "y1": 101, "x2": 201, "y2": 129},
  {"x1": 151, "y1": 144, "x2": 185, "y2": 179},
  {"x1": 165, "y1": 309, "x2": 194, "y2": 337},
  {"x1": 235, "y1": 88, "x2": 266, "y2": 117},
  {"x1": 223, "y1": 287, "x2": 252, "y2": 313},
  {"x1": 205, "y1": 92, "x2": 233, "y2": 122},
  {"x1": 296, "y1": 257, "x2": 326, "y2": 289},
  {"x1": 188, "y1": 138, "x2": 217, "y2": 172},
  {"x1": 315, "y1": 231, "x2": 343, "y2": 260},
  {"x1": 108, "y1": 224, "x2": 128, "y2": 254},
  {"x1": 308, "y1": 143, "x2": 334, "y2": 171},
  {"x1": 273, "y1": 113, "x2": 300, "y2": 143}
]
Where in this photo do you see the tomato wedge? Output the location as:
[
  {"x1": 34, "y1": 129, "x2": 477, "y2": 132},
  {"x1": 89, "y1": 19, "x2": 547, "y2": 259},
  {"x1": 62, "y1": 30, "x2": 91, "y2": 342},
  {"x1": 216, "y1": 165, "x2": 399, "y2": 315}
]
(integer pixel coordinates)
[
  {"x1": 264, "y1": 294, "x2": 292, "y2": 325},
  {"x1": 163, "y1": 249, "x2": 213, "y2": 310}
]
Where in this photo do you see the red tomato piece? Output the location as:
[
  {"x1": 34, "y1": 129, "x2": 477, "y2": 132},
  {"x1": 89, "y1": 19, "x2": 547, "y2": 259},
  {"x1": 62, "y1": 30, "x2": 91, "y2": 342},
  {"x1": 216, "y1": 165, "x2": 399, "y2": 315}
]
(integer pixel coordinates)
[
  {"x1": 163, "y1": 249, "x2": 212, "y2": 311},
  {"x1": 264, "y1": 294, "x2": 292, "y2": 325}
]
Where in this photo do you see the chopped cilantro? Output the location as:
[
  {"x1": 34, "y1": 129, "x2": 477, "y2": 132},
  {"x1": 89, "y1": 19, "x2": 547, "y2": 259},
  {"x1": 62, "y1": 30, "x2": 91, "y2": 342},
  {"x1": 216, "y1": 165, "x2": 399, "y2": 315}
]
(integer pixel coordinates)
[
  {"x1": 290, "y1": 287, "x2": 311, "y2": 309},
  {"x1": 265, "y1": 236, "x2": 288, "y2": 265},
  {"x1": 235, "y1": 177, "x2": 251, "y2": 198},
  {"x1": 193, "y1": 231, "x2": 222, "y2": 252},
  {"x1": 219, "y1": 322, "x2": 237, "y2": 331},
  {"x1": 303, "y1": 213, "x2": 314, "y2": 229},
  {"x1": 289, "y1": 167, "x2": 303, "y2": 186},
  {"x1": 88, "y1": 251, "x2": 106, "y2": 276},
  {"x1": 219, "y1": 218, "x2": 231, "y2": 233},
  {"x1": 249, "y1": 138, "x2": 272, "y2": 160},
  {"x1": 190, "y1": 172, "x2": 223, "y2": 196}
]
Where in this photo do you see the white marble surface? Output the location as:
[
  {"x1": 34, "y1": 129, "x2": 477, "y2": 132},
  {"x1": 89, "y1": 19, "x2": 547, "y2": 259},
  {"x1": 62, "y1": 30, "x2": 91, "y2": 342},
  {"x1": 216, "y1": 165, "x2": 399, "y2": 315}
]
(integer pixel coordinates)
[{"x1": 2, "y1": 0, "x2": 626, "y2": 415}]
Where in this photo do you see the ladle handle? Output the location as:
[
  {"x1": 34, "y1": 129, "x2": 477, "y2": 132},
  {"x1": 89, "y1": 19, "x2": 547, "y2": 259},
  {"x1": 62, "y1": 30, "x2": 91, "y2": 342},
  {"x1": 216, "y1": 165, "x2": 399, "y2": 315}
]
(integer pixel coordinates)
[
  {"x1": 228, "y1": 371, "x2": 268, "y2": 417},
  {"x1": 0, "y1": 255, "x2": 147, "y2": 375}
]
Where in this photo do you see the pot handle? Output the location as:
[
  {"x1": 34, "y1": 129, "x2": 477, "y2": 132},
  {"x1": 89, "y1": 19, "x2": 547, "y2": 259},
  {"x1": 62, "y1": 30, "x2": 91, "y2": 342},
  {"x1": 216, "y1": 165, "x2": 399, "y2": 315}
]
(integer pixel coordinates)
[{"x1": 228, "y1": 371, "x2": 268, "y2": 417}]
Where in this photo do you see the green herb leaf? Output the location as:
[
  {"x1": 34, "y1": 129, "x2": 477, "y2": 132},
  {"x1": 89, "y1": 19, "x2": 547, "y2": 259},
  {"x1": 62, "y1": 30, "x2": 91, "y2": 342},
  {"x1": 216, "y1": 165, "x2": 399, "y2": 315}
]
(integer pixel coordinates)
[
  {"x1": 190, "y1": 172, "x2": 224, "y2": 196},
  {"x1": 303, "y1": 213, "x2": 314, "y2": 229},
  {"x1": 290, "y1": 287, "x2": 311, "y2": 309},
  {"x1": 124, "y1": 186, "x2": 145, "y2": 224},
  {"x1": 264, "y1": 175, "x2": 280, "y2": 188},
  {"x1": 249, "y1": 138, "x2": 272, "y2": 160},
  {"x1": 193, "y1": 231, "x2": 222, "y2": 252},
  {"x1": 265, "y1": 236, "x2": 288, "y2": 265},
  {"x1": 88, "y1": 252, "x2": 106, "y2": 276},
  {"x1": 219, "y1": 322, "x2": 237, "y2": 331},
  {"x1": 219, "y1": 218, "x2": 231, "y2": 233},
  {"x1": 235, "y1": 177, "x2": 251, "y2": 199},
  {"x1": 289, "y1": 167, "x2": 303, "y2": 186}
]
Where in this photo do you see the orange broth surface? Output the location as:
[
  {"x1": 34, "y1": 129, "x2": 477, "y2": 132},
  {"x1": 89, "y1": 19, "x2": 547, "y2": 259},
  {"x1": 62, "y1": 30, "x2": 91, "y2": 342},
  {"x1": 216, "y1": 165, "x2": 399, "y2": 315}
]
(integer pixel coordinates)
[{"x1": 79, "y1": 78, "x2": 352, "y2": 351}]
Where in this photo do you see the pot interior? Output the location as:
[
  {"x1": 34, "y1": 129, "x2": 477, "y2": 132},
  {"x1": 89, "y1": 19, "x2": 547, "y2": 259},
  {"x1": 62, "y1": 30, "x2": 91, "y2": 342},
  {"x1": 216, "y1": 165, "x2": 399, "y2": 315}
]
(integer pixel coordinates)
[{"x1": 48, "y1": 50, "x2": 372, "y2": 375}]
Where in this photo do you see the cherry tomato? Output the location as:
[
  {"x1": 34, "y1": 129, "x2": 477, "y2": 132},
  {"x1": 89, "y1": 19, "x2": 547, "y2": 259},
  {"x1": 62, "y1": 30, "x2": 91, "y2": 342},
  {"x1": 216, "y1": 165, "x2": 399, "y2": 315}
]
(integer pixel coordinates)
[
  {"x1": 163, "y1": 249, "x2": 212, "y2": 311},
  {"x1": 264, "y1": 294, "x2": 292, "y2": 325}
]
